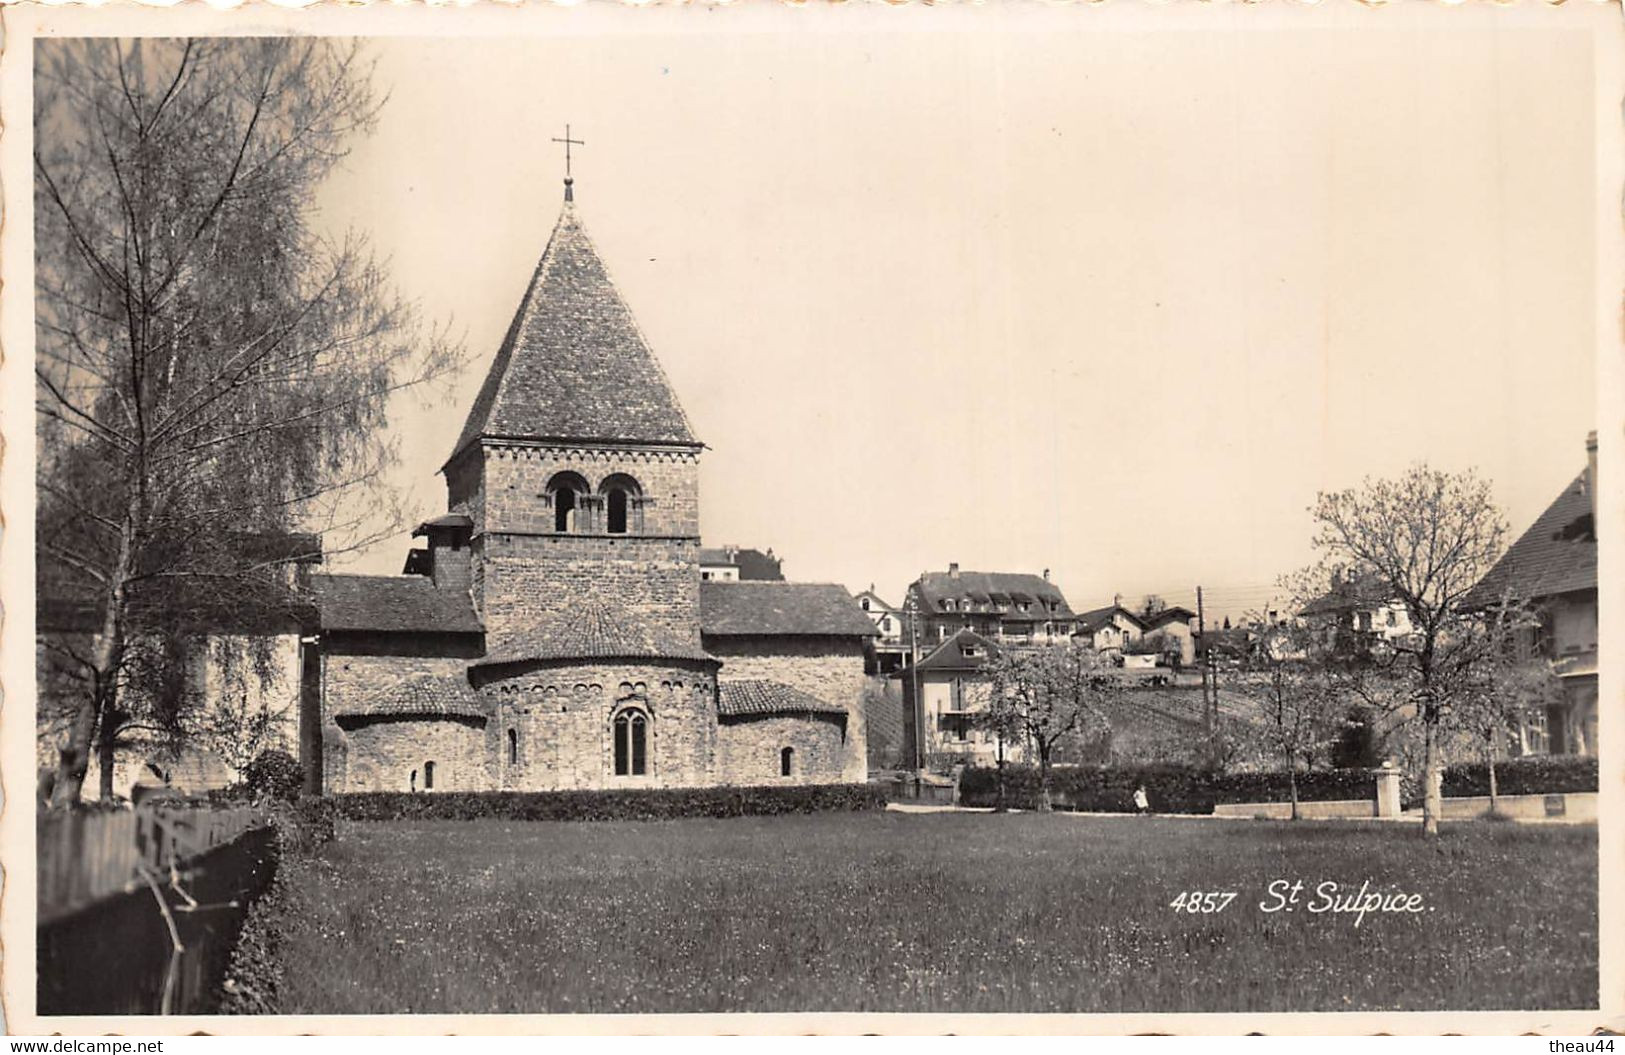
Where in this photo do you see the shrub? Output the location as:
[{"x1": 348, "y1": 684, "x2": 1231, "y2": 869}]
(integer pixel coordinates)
[
  {"x1": 1210, "y1": 769, "x2": 1378, "y2": 805},
  {"x1": 288, "y1": 795, "x2": 337, "y2": 846},
  {"x1": 1330, "y1": 705, "x2": 1383, "y2": 769},
  {"x1": 1442, "y1": 755, "x2": 1598, "y2": 798},
  {"x1": 245, "y1": 750, "x2": 303, "y2": 802},
  {"x1": 957, "y1": 764, "x2": 1214, "y2": 814},
  {"x1": 329, "y1": 782, "x2": 887, "y2": 823}
]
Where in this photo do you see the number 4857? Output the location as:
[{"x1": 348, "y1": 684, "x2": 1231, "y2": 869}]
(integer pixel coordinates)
[{"x1": 1169, "y1": 891, "x2": 1237, "y2": 914}]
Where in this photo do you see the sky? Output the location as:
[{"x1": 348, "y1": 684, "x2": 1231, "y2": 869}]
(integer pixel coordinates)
[{"x1": 311, "y1": 17, "x2": 1599, "y2": 626}]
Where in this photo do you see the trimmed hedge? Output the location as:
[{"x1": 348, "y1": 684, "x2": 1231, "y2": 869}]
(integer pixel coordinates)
[
  {"x1": 220, "y1": 795, "x2": 335, "y2": 1014},
  {"x1": 958, "y1": 764, "x2": 1215, "y2": 814},
  {"x1": 330, "y1": 782, "x2": 888, "y2": 823},
  {"x1": 958, "y1": 765, "x2": 1396, "y2": 812},
  {"x1": 1442, "y1": 755, "x2": 1598, "y2": 798},
  {"x1": 1211, "y1": 769, "x2": 1378, "y2": 805}
]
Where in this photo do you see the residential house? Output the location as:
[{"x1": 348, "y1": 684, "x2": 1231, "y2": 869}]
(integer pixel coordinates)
[
  {"x1": 895, "y1": 629, "x2": 1022, "y2": 768},
  {"x1": 36, "y1": 531, "x2": 321, "y2": 800},
  {"x1": 1299, "y1": 572, "x2": 1415, "y2": 655},
  {"x1": 699, "y1": 546, "x2": 785, "y2": 583},
  {"x1": 1463, "y1": 432, "x2": 1598, "y2": 756},
  {"x1": 1074, "y1": 602, "x2": 1146, "y2": 655},
  {"x1": 854, "y1": 587, "x2": 912, "y2": 675},
  {"x1": 1140, "y1": 606, "x2": 1199, "y2": 667},
  {"x1": 903, "y1": 565, "x2": 1076, "y2": 647}
]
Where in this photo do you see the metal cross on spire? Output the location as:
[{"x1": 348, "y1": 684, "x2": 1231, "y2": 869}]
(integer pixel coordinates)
[{"x1": 552, "y1": 124, "x2": 584, "y2": 201}]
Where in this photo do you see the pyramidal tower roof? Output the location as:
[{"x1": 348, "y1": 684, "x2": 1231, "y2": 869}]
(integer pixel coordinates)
[{"x1": 446, "y1": 191, "x2": 699, "y2": 468}]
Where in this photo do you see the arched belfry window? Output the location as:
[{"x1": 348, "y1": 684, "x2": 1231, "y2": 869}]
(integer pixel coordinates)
[
  {"x1": 613, "y1": 707, "x2": 649, "y2": 776},
  {"x1": 599, "y1": 473, "x2": 644, "y2": 535},
  {"x1": 546, "y1": 471, "x2": 591, "y2": 533}
]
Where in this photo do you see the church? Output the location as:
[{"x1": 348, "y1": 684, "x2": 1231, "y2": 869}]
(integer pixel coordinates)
[{"x1": 306, "y1": 175, "x2": 875, "y2": 793}]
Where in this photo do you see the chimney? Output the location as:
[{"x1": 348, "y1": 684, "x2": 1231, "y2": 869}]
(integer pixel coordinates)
[
  {"x1": 413, "y1": 516, "x2": 474, "y2": 598},
  {"x1": 949, "y1": 562, "x2": 960, "y2": 579},
  {"x1": 1586, "y1": 430, "x2": 1598, "y2": 520},
  {"x1": 1043, "y1": 568, "x2": 1050, "y2": 582},
  {"x1": 1113, "y1": 592, "x2": 1122, "y2": 607}
]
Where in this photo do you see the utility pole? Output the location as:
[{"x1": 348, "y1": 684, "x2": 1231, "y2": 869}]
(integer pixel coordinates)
[
  {"x1": 1197, "y1": 585, "x2": 1210, "y2": 737},
  {"x1": 906, "y1": 588, "x2": 925, "y2": 774}
]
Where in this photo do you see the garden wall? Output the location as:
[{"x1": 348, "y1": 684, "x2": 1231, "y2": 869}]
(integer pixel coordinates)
[
  {"x1": 1213, "y1": 800, "x2": 1376, "y2": 820},
  {"x1": 1437, "y1": 792, "x2": 1597, "y2": 821}
]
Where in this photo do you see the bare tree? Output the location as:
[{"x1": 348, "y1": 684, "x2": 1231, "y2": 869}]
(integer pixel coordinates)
[
  {"x1": 35, "y1": 39, "x2": 461, "y2": 805},
  {"x1": 1241, "y1": 620, "x2": 1341, "y2": 820},
  {"x1": 1309, "y1": 465, "x2": 1508, "y2": 835},
  {"x1": 980, "y1": 643, "x2": 1121, "y2": 811},
  {"x1": 1447, "y1": 597, "x2": 1562, "y2": 814}
]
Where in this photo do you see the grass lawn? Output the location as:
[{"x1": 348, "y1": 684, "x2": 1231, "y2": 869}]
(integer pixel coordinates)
[{"x1": 268, "y1": 811, "x2": 1596, "y2": 1014}]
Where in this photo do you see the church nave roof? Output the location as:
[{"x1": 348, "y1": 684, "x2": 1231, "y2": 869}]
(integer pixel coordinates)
[{"x1": 312, "y1": 573, "x2": 483, "y2": 635}]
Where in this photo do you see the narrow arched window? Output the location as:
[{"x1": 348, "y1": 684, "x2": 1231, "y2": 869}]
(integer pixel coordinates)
[
  {"x1": 508, "y1": 728, "x2": 518, "y2": 765},
  {"x1": 780, "y1": 747, "x2": 795, "y2": 777},
  {"x1": 599, "y1": 474, "x2": 643, "y2": 535},
  {"x1": 546, "y1": 471, "x2": 591, "y2": 533},
  {"x1": 614, "y1": 709, "x2": 649, "y2": 776},
  {"x1": 423, "y1": 761, "x2": 436, "y2": 791}
]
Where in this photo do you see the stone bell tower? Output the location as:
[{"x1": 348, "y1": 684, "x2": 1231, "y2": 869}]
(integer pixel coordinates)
[{"x1": 440, "y1": 178, "x2": 705, "y2": 659}]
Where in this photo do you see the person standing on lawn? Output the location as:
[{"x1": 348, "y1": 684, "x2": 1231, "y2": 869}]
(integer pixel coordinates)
[{"x1": 1134, "y1": 785, "x2": 1150, "y2": 815}]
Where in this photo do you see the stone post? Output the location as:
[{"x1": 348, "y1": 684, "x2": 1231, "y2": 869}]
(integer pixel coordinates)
[{"x1": 1375, "y1": 762, "x2": 1402, "y2": 819}]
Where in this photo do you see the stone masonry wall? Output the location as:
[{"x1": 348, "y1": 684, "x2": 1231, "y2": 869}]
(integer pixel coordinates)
[
  {"x1": 338, "y1": 717, "x2": 487, "y2": 793},
  {"x1": 320, "y1": 646, "x2": 476, "y2": 792},
  {"x1": 716, "y1": 714, "x2": 848, "y2": 785},
  {"x1": 446, "y1": 442, "x2": 702, "y2": 646},
  {"x1": 463, "y1": 443, "x2": 700, "y2": 538},
  {"x1": 705, "y1": 637, "x2": 870, "y2": 782},
  {"x1": 480, "y1": 661, "x2": 718, "y2": 789},
  {"x1": 478, "y1": 535, "x2": 701, "y2": 654}
]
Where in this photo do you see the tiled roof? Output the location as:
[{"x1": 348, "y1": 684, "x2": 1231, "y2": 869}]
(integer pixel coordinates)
[
  {"x1": 1465, "y1": 473, "x2": 1597, "y2": 607},
  {"x1": 330, "y1": 673, "x2": 489, "y2": 722},
  {"x1": 474, "y1": 601, "x2": 714, "y2": 667},
  {"x1": 415, "y1": 513, "x2": 473, "y2": 534},
  {"x1": 1143, "y1": 606, "x2": 1197, "y2": 628},
  {"x1": 1300, "y1": 572, "x2": 1395, "y2": 617},
  {"x1": 699, "y1": 547, "x2": 784, "y2": 581},
  {"x1": 908, "y1": 629, "x2": 1000, "y2": 674},
  {"x1": 700, "y1": 582, "x2": 877, "y2": 638},
  {"x1": 312, "y1": 574, "x2": 483, "y2": 634},
  {"x1": 446, "y1": 200, "x2": 699, "y2": 467},
  {"x1": 854, "y1": 589, "x2": 899, "y2": 613},
  {"x1": 717, "y1": 679, "x2": 849, "y2": 717},
  {"x1": 914, "y1": 571, "x2": 1074, "y2": 618},
  {"x1": 1076, "y1": 605, "x2": 1148, "y2": 634}
]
